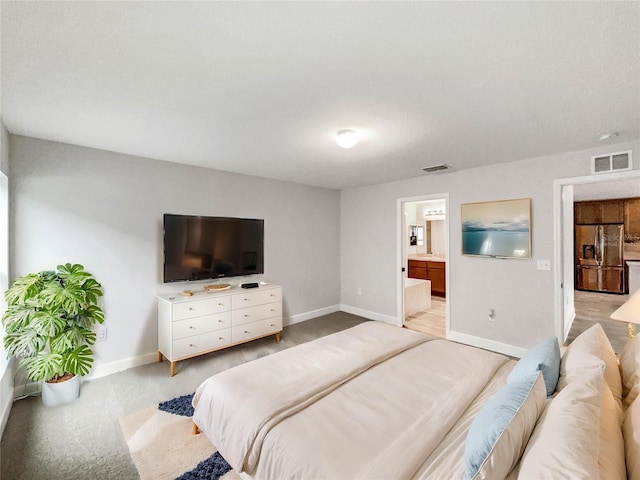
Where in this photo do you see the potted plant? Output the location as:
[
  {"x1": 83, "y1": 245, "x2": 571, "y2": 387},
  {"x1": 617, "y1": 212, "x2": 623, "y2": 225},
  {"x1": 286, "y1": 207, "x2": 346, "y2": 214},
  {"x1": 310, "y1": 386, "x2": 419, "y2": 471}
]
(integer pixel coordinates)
[{"x1": 2, "y1": 263, "x2": 104, "y2": 406}]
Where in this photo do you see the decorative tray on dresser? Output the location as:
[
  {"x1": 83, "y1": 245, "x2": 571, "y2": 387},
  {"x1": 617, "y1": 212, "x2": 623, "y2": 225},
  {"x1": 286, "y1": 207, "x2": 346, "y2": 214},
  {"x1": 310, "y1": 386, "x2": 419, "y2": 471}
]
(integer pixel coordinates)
[{"x1": 157, "y1": 284, "x2": 283, "y2": 376}]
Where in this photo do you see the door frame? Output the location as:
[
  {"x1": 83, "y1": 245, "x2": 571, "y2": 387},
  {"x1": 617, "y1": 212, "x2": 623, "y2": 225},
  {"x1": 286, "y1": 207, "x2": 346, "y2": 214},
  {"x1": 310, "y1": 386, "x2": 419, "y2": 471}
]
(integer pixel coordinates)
[
  {"x1": 553, "y1": 168, "x2": 640, "y2": 342},
  {"x1": 396, "y1": 193, "x2": 450, "y2": 334}
]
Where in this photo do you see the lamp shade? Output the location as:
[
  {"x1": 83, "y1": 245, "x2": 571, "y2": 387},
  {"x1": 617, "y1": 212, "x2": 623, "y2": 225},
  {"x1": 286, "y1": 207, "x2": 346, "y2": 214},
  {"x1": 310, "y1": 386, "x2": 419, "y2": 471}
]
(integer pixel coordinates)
[
  {"x1": 611, "y1": 289, "x2": 640, "y2": 323},
  {"x1": 610, "y1": 288, "x2": 640, "y2": 339}
]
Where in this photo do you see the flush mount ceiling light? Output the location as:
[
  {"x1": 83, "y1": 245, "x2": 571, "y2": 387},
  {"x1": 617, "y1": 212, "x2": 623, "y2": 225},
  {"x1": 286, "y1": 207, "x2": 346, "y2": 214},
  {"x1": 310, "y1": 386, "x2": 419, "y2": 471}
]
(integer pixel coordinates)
[
  {"x1": 599, "y1": 132, "x2": 619, "y2": 141},
  {"x1": 335, "y1": 129, "x2": 359, "y2": 149}
]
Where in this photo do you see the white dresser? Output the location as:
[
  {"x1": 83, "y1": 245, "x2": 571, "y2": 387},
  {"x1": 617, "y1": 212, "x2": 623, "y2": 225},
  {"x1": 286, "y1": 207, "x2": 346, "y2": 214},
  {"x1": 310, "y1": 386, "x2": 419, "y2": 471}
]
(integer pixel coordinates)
[{"x1": 157, "y1": 284, "x2": 282, "y2": 376}]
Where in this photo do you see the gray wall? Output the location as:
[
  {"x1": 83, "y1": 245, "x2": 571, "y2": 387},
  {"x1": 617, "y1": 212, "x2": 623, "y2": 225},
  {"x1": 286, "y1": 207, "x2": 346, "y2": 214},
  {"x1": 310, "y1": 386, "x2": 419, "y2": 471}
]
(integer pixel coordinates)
[
  {"x1": 1, "y1": 123, "x2": 8, "y2": 175},
  {"x1": 10, "y1": 136, "x2": 341, "y2": 368},
  {"x1": 340, "y1": 140, "x2": 639, "y2": 350}
]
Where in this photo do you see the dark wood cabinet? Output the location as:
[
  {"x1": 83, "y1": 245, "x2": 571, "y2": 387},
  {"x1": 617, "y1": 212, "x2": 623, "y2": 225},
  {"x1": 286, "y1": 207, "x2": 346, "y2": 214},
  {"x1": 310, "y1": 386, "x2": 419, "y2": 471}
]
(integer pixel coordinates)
[
  {"x1": 408, "y1": 260, "x2": 427, "y2": 280},
  {"x1": 407, "y1": 259, "x2": 446, "y2": 297},
  {"x1": 625, "y1": 198, "x2": 640, "y2": 242},
  {"x1": 575, "y1": 200, "x2": 624, "y2": 224}
]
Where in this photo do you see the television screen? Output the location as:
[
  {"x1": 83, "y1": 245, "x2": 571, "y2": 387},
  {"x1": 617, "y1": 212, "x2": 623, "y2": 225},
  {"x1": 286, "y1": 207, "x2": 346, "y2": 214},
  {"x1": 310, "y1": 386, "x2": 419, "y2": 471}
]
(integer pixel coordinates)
[
  {"x1": 461, "y1": 198, "x2": 531, "y2": 258},
  {"x1": 163, "y1": 214, "x2": 264, "y2": 283}
]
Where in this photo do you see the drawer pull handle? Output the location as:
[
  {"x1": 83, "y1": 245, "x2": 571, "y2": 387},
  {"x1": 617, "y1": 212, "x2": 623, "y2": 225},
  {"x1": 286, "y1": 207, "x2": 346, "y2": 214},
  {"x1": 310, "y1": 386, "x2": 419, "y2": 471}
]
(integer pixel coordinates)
[
  {"x1": 244, "y1": 314, "x2": 249, "y2": 317},
  {"x1": 270, "y1": 309, "x2": 275, "y2": 312},
  {"x1": 244, "y1": 330, "x2": 249, "y2": 334},
  {"x1": 189, "y1": 307, "x2": 195, "y2": 311},
  {"x1": 270, "y1": 294, "x2": 275, "y2": 297},
  {"x1": 244, "y1": 298, "x2": 249, "y2": 301},
  {"x1": 270, "y1": 324, "x2": 276, "y2": 327},
  {"x1": 189, "y1": 343, "x2": 196, "y2": 348},
  {"x1": 219, "y1": 337, "x2": 224, "y2": 340},
  {"x1": 189, "y1": 326, "x2": 195, "y2": 330},
  {"x1": 218, "y1": 303, "x2": 224, "y2": 306},
  {"x1": 218, "y1": 319, "x2": 223, "y2": 323}
]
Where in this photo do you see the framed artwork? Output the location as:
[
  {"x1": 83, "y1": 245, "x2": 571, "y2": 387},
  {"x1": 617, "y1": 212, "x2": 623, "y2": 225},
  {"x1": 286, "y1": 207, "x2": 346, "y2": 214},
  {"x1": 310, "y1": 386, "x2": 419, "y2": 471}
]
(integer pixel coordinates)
[{"x1": 461, "y1": 198, "x2": 531, "y2": 258}]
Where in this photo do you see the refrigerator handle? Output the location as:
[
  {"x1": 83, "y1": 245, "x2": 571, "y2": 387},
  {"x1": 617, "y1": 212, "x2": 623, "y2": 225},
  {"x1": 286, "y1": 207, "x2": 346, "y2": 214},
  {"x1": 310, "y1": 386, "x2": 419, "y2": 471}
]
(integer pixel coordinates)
[{"x1": 594, "y1": 225, "x2": 601, "y2": 266}]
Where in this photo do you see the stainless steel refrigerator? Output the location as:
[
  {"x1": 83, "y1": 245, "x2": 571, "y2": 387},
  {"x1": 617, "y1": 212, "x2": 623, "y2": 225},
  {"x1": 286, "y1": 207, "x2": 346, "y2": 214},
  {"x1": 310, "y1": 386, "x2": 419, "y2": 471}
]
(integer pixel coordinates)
[{"x1": 575, "y1": 224, "x2": 625, "y2": 293}]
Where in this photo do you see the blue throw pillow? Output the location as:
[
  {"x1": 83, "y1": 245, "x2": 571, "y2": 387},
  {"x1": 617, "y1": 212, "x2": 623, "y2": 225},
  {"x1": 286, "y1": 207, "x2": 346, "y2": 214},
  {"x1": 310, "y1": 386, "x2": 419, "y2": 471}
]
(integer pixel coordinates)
[
  {"x1": 508, "y1": 338, "x2": 560, "y2": 396},
  {"x1": 464, "y1": 372, "x2": 546, "y2": 480}
]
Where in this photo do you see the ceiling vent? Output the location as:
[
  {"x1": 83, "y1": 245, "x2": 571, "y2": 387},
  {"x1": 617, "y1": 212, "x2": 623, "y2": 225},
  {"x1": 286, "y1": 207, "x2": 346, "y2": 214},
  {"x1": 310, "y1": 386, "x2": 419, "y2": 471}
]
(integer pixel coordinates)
[
  {"x1": 422, "y1": 164, "x2": 451, "y2": 173},
  {"x1": 591, "y1": 151, "x2": 632, "y2": 174}
]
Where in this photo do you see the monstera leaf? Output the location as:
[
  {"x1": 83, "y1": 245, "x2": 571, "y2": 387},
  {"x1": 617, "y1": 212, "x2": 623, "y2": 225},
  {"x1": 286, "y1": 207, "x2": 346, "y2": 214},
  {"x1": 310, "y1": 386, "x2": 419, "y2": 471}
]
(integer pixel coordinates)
[{"x1": 2, "y1": 263, "x2": 104, "y2": 382}]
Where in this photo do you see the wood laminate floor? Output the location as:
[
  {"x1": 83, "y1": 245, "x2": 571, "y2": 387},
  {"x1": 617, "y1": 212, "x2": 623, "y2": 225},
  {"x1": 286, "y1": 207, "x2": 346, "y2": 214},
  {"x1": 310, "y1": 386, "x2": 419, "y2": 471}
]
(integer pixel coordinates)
[
  {"x1": 567, "y1": 289, "x2": 637, "y2": 353},
  {"x1": 404, "y1": 296, "x2": 446, "y2": 339}
]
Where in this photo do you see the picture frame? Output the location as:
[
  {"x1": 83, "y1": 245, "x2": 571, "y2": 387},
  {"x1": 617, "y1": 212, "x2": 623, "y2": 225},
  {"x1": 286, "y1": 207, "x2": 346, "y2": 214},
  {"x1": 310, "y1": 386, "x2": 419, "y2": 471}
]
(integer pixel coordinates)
[{"x1": 461, "y1": 198, "x2": 531, "y2": 258}]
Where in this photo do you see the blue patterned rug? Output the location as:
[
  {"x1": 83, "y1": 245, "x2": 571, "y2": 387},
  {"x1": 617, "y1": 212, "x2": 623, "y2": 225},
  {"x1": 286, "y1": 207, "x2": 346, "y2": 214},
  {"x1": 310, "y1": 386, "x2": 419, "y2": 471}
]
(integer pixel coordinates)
[
  {"x1": 159, "y1": 393, "x2": 233, "y2": 480},
  {"x1": 119, "y1": 392, "x2": 235, "y2": 480}
]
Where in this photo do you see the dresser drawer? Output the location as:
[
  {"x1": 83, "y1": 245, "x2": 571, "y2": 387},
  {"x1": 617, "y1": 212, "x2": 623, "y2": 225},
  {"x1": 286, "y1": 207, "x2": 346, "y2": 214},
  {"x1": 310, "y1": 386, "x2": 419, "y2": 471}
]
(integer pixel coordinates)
[
  {"x1": 231, "y1": 288, "x2": 282, "y2": 310},
  {"x1": 172, "y1": 296, "x2": 231, "y2": 321},
  {"x1": 172, "y1": 312, "x2": 231, "y2": 340},
  {"x1": 172, "y1": 329, "x2": 232, "y2": 359},
  {"x1": 232, "y1": 302, "x2": 282, "y2": 326},
  {"x1": 231, "y1": 317, "x2": 282, "y2": 343}
]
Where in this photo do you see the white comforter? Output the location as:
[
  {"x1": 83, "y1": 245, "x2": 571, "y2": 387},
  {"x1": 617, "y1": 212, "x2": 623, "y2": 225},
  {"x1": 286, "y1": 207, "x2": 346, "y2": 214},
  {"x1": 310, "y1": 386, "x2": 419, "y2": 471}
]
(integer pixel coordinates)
[{"x1": 193, "y1": 322, "x2": 512, "y2": 479}]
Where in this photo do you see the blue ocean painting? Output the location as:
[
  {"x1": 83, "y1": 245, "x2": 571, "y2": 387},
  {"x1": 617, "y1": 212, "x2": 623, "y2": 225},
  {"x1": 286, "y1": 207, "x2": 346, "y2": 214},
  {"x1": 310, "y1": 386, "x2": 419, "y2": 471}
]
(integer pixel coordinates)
[
  {"x1": 462, "y1": 230, "x2": 529, "y2": 257},
  {"x1": 461, "y1": 200, "x2": 530, "y2": 258}
]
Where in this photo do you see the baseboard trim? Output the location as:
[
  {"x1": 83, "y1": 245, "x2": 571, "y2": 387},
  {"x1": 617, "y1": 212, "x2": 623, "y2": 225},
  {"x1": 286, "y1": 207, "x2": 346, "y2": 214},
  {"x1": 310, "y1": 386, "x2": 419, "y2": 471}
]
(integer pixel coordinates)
[
  {"x1": 339, "y1": 304, "x2": 399, "y2": 326},
  {"x1": 284, "y1": 304, "x2": 340, "y2": 326},
  {"x1": 447, "y1": 330, "x2": 527, "y2": 358},
  {"x1": 0, "y1": 364, "x2": 14, "y2": 439},
  {"x1": 563, "y1": 307, "x2": 576, "y2": 342},
  {"x1": 86, "y1": 352, "x2": 159, "y2": 381}
]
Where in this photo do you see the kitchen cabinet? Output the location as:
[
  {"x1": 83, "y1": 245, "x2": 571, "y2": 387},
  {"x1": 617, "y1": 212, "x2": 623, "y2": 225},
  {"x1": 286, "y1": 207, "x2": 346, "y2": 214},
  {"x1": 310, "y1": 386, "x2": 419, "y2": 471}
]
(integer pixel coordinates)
[
  {"x1": 574, "y1": 200, "x2": 624, "y2": 224},
  {"x1": 408, "y1": 259, "x2": 446, "y2": 297},
  {"x1": 624, "y1": 198, "x2": 640, "y2": 243}
]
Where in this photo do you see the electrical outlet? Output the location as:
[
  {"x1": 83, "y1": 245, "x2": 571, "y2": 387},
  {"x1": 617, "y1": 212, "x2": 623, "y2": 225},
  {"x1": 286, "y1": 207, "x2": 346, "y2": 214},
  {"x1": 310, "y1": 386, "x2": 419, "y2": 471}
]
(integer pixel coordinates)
[
  {"x1": 537, "y1": 259, "x2": 551, "y2": 271},
  {"x1": 96, "y1": 327, "x2": 107, "y2": 342}
]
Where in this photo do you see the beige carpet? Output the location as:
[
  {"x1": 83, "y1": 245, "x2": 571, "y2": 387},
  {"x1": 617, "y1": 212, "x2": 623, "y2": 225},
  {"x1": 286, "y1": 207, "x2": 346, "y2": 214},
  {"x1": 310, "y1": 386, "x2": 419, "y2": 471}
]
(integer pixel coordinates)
[{"x1": 119, "y1": 404, "x2": 239, "y2": 480}]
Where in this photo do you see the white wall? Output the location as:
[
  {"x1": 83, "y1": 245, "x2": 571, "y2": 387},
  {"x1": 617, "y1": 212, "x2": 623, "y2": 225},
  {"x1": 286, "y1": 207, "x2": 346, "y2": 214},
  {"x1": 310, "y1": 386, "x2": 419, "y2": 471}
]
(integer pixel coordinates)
[
  {"x1": 10, "y1": 136, "x2": 341, "y2": 375},
  {"x1": 341, "y1": 140, "x2": 640, "y2": 351},
  {"x1": 1, "y1": 122, "x2": 11, "y2": 437}
]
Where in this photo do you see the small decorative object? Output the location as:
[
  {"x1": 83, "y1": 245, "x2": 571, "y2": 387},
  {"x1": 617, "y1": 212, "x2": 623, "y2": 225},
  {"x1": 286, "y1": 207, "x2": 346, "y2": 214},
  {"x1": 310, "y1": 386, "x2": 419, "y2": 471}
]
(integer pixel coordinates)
[
  {"x1": 461, "y1": 198, "x2": 531, "y2": 258},
  {"x1": 182, "y1": 290, "x2": 193, "y2": 296},
  {"x1": 204, "y1": 283, "x2": 231, "y2": 292},
  {"x1": 2, "y1": 263, "x2": 105, "y2": 406}
]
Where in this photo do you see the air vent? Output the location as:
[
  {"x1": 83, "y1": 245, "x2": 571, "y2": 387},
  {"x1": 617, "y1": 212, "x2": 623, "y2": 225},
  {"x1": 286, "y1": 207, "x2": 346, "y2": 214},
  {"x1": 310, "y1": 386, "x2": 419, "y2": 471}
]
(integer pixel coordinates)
[
  {"x1": 422, "y1": 164, "x2": 451, "y2": 173},
  {"x1": 591, "y1": 151, "x2": 632, "y2": 174}
]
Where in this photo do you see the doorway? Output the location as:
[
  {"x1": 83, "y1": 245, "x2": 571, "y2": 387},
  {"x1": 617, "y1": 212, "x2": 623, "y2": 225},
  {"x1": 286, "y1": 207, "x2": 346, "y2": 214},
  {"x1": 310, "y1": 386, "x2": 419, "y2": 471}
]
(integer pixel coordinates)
[
  {"x1": 397, "y1": 194, "x2": 450, "y2": 339},
  {"x1": 554, "y1": 169, "x2": 640, "y2": 351}
]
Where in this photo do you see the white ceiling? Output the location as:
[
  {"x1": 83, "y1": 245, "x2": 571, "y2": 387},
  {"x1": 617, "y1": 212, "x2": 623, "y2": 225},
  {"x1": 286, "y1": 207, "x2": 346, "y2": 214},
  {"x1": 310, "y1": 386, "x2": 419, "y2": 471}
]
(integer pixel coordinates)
[{"x1": 2, "y1": 2, "x2": 639, "y2": 190}]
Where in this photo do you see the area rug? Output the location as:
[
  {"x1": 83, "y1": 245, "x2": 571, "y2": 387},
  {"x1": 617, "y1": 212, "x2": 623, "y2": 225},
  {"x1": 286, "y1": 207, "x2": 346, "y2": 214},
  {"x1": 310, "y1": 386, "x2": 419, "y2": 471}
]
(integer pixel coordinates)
[{"x1": 119, "y1": 393, "x2": 240, "y2": 480}]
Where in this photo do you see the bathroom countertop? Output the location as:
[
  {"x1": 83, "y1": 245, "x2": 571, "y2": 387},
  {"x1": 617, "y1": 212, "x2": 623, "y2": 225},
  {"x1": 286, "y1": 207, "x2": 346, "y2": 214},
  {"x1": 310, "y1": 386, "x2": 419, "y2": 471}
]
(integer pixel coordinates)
[{"x1": 408, "y1": 256, "x2": 446, "y2": 263}]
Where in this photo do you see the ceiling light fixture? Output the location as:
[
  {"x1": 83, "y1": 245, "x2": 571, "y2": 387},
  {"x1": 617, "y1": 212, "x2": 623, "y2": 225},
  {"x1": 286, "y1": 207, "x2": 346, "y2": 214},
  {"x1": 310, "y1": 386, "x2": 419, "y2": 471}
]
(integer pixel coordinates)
[
  {"x1": 599, "y1": 132, "x2": 619, "y2": 141},
  {"x1": 335, "y1": 129, "x2": 359, "y2": 149}
]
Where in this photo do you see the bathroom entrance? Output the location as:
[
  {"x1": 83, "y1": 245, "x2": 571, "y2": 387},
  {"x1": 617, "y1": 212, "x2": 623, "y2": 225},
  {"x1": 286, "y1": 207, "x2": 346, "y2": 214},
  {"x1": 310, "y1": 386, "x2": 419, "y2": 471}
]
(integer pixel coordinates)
[{"x1": 398, "y1": 194, "x2": 449, "y2": 339}]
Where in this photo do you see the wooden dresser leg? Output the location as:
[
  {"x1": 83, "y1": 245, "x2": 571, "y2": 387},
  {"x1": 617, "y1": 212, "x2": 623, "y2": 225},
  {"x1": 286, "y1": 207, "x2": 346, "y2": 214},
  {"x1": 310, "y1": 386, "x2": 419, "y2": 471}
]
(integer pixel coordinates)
[
  {"x1": 275, "y1": 332, "x2": 281, "y2": 343},
  {"x1": 170, "y1": 361, "x2": 176, "y2": 377},
  {"x1": 192, "y1": 422, "x2": 200, "y2": 435},
  {"x1": 158, "y1": 351, "x2": 163, "y2": 363}
]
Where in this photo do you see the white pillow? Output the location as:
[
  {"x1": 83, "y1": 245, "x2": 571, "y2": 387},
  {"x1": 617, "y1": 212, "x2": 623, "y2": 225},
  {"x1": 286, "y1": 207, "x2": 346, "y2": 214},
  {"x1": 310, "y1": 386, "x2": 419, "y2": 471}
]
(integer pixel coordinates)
[
  {"x1": 598, "y1": 381, "x2": 626, "y2": 480},
  {"x1": 619, "y1": 333, "x2": 640, "y2": 405},
  {"x1": 623, "y1": 396, "x2": 640, "y2": 480},
  {"x1": 559, "y1": 323, "x2": 622, "y2": 401},
  {"x1": 517, "y1": 367, "x2": 603, "y2": 479}
]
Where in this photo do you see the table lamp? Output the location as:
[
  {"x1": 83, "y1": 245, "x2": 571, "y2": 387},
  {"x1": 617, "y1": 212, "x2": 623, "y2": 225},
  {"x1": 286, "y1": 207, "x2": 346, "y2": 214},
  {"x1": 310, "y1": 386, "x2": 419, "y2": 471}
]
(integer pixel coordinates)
[{"x1": 610, "y1": 288, "x2": 640, "y2": 339}]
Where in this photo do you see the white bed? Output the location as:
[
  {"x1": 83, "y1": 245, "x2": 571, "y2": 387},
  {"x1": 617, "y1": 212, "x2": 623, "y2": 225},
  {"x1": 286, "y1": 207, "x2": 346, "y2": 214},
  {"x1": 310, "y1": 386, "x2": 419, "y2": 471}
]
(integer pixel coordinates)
[{"x1": 192, "y1": 321, "x2": 640, "y2": 480}]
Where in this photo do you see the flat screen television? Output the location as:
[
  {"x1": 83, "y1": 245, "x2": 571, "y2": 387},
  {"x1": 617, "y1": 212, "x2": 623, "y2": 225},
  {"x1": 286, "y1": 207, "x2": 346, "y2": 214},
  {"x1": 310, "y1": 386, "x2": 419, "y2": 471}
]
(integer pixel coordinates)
[{"x1": 163, "y1": 214, "x2": 264, "y2": 283}]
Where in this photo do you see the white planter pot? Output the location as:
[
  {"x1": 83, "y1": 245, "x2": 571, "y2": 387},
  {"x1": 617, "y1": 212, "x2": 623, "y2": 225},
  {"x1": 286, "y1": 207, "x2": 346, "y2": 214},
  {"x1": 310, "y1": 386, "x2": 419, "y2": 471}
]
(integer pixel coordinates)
[{"x1": 41, "y1": 375, "x2": 80, "y2": 407}]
